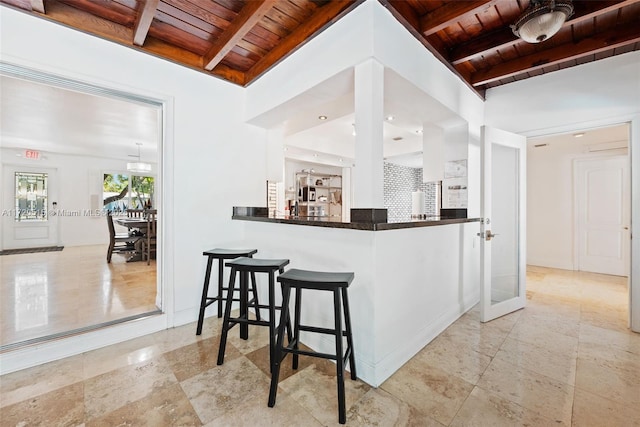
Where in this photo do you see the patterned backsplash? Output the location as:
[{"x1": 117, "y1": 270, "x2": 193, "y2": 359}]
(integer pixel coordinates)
[{"x1": 383, "y1": 162, "x2": 438, "y2": 222}]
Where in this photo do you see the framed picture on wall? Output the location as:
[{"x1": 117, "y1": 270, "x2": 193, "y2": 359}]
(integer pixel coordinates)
[{"x1": 444, "y1": 159, "x2": 467, "y2": 178}]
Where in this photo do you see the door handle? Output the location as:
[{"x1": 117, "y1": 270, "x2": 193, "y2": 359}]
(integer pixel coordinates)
[
  {"x1": 486, "y1": 230, "x2": 499, "y2": 241},
  {"x1": 476, "y1": 231, "x2": 499, "y2": 241}
]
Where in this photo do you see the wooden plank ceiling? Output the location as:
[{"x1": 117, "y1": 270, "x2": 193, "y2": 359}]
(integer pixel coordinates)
[{"x1": 2, "y1": 0, "x2": 639, "y2": 97}]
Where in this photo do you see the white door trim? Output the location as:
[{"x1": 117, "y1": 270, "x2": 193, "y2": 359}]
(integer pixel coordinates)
[
  {"x1": 630, "y1": 116, "x2": 640, "y2": 332},
  {"x1": 0, "y1": 62, "x2": 177, "y2": 374}
]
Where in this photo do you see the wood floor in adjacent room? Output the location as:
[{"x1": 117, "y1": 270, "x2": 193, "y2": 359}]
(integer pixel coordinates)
[
  {"x1": 1, "y1": 266, "x2": 638, "y2": 425},
  {"x1": 0, "y1": 244, "x2": 158, "y2": 348}
]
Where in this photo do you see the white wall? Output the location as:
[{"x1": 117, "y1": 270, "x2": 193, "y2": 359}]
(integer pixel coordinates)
[
  {"x1": 244, "y1": 1, "x2": 374, "y2": 123},
  {"x1": 485, "y1": 52, "x2": 640, "y2": 136},
  {"x1": 0, "y1": 7, "x2": 267, "y2": 372}
]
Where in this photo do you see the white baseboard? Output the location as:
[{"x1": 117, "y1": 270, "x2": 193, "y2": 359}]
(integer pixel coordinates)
[
  {"x1": 298, "y1": 293, "x2": 479, "y2": 387},
  {"x1": 527, "y1": 257, "x2": 574, "y2": 271}
]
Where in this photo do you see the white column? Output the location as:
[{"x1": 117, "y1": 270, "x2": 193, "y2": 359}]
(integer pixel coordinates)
[
  {"x1": 353, "y1": 59, "x2": 384, "y2": 208},
  {"x1": 266, "y1": 127, "x2": 285, "y2": 214},
  {"x1": 266, "y1": 127, "x2": 285, "y2": 182}
]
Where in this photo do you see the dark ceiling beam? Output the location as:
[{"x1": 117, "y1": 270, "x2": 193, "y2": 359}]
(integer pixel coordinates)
[
  {"x1": 133, "y1": 0, "x2": 159, "y2": 46},
  {"x1": 44, "y1": 0, "x2": 132, "y2": 44},
  {"x1": 203, "y1": 0, "x2": 276, "y2": 71},
  {"x1": 451, "y1": 0, "x2": 640, "y2": 65},
  {"x1": 420, "y1": 0, "x2": 499, "y2": 37},
  {"x1": 244, "y1": 0, "x2": 361, "y2": 84},
  {"x1": 471, "y1": 20, "x2": 640, "y2": 86}
]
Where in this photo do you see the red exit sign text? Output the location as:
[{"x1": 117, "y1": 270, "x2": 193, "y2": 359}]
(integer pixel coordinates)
[{"x1": 24, "y1": 149, "x2": 40, "y2": 159}]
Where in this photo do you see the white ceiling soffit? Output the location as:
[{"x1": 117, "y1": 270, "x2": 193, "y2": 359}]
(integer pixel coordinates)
[
  {"x1": 0, "y1": 72, "x2": 160, "y2": 161},
  {"x1": 263, "y1": 67, "x2": 466, "y2": 165}
]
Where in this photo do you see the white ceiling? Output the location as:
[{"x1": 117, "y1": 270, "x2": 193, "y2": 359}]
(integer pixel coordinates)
[{"x1": 0, "y1": 75, "x2": 160, "y2": 161}]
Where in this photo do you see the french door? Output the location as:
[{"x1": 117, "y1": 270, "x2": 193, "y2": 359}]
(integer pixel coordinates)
[
  {"x1": 2, "y1": 165, "x2": 59, "y2": 250},
  {"x1": 480, "y1": 126, "x2": 527, "y2": 322}
]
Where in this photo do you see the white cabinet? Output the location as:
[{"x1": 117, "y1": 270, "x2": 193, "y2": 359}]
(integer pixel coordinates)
[{"x1": 295, "y1": 171, "x2": 342, "y2": 219}]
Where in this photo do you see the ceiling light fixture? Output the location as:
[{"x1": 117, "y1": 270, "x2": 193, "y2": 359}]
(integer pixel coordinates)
[
  {"x1": 127, "y1": 143, "x2": 152, "y2": 173},
  {"x1": 573, "y1": 132, "x2": 585, "y2": 138},
  {"x1": 416, "y1": 129, "x2": 423, "y2": 135},
  {"x1": 318, "y1": 115, "x2": 328, "y2": 120},
  {"x1": 511, "y1": 0, "x2": 574, "y2": 43},
  {"x1": 386, "y1": 115, "x2": 395, "y2": 121}
]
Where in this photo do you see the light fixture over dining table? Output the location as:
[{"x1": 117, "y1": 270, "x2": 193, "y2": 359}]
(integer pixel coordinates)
[
  {"x1": 511, "y1": 0, "x2": 574, "y2": 43},
  {"x1": 127, "y1": 142, "x2": 152, "y2": 173}
]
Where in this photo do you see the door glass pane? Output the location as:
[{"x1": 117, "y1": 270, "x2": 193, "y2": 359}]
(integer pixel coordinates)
[
  {"x1": 15, "y1": 172, "x2": 48, "y2": 222},
  {"x1": 491, "y1": 144, "x2": 520, "y2": 303}
]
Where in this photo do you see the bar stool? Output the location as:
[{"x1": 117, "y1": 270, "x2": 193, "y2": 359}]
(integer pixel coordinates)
[
  {"x1": 196, "y1": 248, "x2": 260, "y2": 335},
  {"x1": 217, "y1": 257, "x2": 292, "y2": 372},
  {"x1": 268, "y1": 268, "x2": 356, "y2": 425}
]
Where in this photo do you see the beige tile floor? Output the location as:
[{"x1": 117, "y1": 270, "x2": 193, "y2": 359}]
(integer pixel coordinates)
[
  {"x1": 0, "y1": 244, "x2": 158, "y2": 348},
  {"x1": 1, "y1": 266, "x2": 639, "y2": 426}
]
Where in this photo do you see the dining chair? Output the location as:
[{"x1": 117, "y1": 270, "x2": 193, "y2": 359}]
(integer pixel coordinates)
[
  {"x1": 126, "y1": 208, "x2": 144, "y2": 218},
  {"x1": 142, "y1": 210, "x2": 157, "y2": 265},
  {"x1": 107, "y1": 211, "x2": 140, "y2": 263}
]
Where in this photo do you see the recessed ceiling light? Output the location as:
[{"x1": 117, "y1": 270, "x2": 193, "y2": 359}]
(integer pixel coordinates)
[
  {"x1": 318, "y1": 115, "x2": 327, "y2": 120},
  {"x1": 338, "y1": 158, "x2": 343, "y2": 162},
  {"x1": 574, "y1": 132, "x2": 585, "y2": 138},
  {"x1": 386, "y1": 115, "x2": 395, "y2": 121},
  {"x1": 416, "y1": 129, "x2": 423, "y2": 134},
  {"x1": 313, "y1": 153, "x2": 318, "y2": 157},
  {"x1": 283, "y1": 147, "x2": 288, "y2": 151}
]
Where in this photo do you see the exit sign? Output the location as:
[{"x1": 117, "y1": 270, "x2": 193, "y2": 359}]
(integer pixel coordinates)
[{"x1": 24, "y1": 149, "x2": 40, "y2": 159}]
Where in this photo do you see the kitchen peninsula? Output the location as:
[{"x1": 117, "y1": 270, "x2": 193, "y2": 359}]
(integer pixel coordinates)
[{"x1": 232, "y1": 207, "x2": 482, "y2": 386}]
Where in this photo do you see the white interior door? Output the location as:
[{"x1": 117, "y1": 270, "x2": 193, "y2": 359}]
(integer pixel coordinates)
[
  {"x1": 575, "y1": 156, "x2": 630, "y2": 276},
  {"x1": 480, "y1": 126, "x2": 527, "y2": 322},
  {"x1": 2, "y1": 165, "x2": 59, "y2": 250}
]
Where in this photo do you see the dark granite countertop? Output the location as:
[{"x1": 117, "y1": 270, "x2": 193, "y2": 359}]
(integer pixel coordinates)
[{"x1": 232, "y1": 208, "x2": 481, "y2": 231}]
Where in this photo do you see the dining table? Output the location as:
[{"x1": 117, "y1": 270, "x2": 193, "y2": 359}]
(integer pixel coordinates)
[{"x1": 114, "y1": 216, "x2": 157, "y2": 262}]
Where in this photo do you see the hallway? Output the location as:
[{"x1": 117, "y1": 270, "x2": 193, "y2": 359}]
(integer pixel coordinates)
[{"x1": 1, "y1": 267, "x2": 638, "y2": 425}]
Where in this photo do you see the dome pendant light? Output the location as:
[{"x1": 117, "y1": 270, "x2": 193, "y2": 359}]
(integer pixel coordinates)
[
  {"x1": 127, "y1": 143, "x2": 152, "y2": 173},
  {"x1": 511, "y1": 0, "x2": 574, "y2": 43}
]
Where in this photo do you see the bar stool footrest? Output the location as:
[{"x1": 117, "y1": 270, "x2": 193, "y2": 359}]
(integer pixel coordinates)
[
  {"x1": 281, "y1": 345, "x2": 339, "y2": 361},
  {"x1": 298, "y1": 324, "x2": 348, "y2": 336}
]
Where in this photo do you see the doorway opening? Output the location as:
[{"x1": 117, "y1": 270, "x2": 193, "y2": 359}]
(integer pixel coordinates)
[
  {"x1": 526, "y1": 123, "x2": 631, "y2": 330},
  {"x1": 0, "y1": 64, "x2": 163, "y2": 350}
]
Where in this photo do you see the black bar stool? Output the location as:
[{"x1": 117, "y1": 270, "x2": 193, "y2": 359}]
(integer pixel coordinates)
[
  {"x1": 196, "y1": 248, "x2": 260, "y2": 335},
  {"x1": 217, "y1": 257, "x2": 292, "y2": 372},
  {"x1": 268, "y1": 268, "x2": 356, "y2": 425}
]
